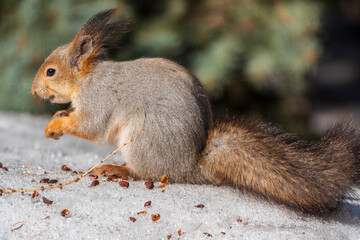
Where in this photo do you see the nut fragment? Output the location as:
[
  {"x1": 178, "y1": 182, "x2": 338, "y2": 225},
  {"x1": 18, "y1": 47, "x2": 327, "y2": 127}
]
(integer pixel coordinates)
[
  {"x1": 195, "y1": 204, "x2": 205, "y2": 208},
  {"x1": 144, "y1": 201, "x2": 152, "y2": 207},
  {"x1": 89, "y1": 174, "x2": 98, "y2": 179},
  {"x1": 40, "y1": 178, "x2": 50, "y2": 184},
  {"x1": 145, "y1": 180, "x2": 154, "y2": 189},
  {"x1": 42, "y1": 197, "x2": 53, "y2": 206},
  {"x1": 119, "y1": 180, "x2": 129, "y2": 188},
  {"x1": 32, "y1": 191, "x2": 39, "y2": 198},
  {"x1": 2, "y1": 167, "x2": 8, "y2": 171},
  {"x1": 107, "y1": 175, "x2": 118, "y2": 182},
  {"x1": 137, "y1": 211, "x2": 147, "y2": 215},
  {"x1": 60, "y1": 209, "x2": 70, "y2": 217},
  {"x1": 90, "y1": 180, "x2": 99, "y2": 187},
  {"x1": 129, "y1": 217, "x2": 136, "y2": 222},
  {"x1": 151, "y1": 214, "x2": 160, "y2": 222},
  {"x1": 160, "y1": 174, "x2": 168, "y2": 185},
  {"x1": 61, "y1": 165, "x2": 71, "y2": 171}
]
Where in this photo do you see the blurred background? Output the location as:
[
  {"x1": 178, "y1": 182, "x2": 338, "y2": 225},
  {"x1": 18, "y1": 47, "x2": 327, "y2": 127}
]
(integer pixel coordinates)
[{"x1": 0, "y1": 0, "x2": 359, "y2": 138}]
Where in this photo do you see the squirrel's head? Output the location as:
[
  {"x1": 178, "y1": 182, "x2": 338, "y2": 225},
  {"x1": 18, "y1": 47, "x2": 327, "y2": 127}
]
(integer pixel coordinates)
[{"x1": 31, "y1": 8, "x2": 131, "y2": 104}]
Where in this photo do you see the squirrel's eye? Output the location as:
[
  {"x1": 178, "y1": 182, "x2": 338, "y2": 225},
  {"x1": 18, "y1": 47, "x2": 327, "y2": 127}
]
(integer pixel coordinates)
[{"x1": 46, "y1": 68, "x2": 56, "y2": 77}]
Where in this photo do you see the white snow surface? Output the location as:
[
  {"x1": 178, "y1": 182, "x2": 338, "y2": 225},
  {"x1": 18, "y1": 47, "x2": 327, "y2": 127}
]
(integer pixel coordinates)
[{"x1": 0, "y1": 111, "x2": 360, "y2": 240}]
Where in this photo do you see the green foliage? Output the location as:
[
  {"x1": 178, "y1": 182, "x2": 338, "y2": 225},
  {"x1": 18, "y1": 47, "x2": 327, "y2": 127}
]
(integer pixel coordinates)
[{"x1": 0, "y1": 0, "x2": 321, "y2": 129}]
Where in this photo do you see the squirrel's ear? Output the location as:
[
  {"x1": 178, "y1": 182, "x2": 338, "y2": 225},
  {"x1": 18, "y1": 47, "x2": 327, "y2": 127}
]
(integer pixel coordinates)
[
  {"x1": 68, "y1": 35, "x2": 94, "y2": 71},
  {"x1": 67, "y1": 8, "x2": 132, "y2": 73}
]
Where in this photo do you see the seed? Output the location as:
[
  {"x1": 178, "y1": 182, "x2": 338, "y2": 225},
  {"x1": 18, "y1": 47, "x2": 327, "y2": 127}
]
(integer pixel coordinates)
[
  {"x1": 195, "y1": 204, "x2": 205, "y2": 208},
  {"x1": 61, "y1": 165, "x2": 71, "y2": 171},
  {"x1": 32, "y1": 191, "x2": 39, "y2": 198},
  {"x1": 119, "y1": 180, "x2": 129, "y2": 188},
  {"x1": 60, "y1": 209, "x2": 70, "y2": 217},
  {"x1": 145, "y1": 180, "x2": 154, "y2": 189},
  {"x1": 42, "y1": 197, "x2": 53, "y2": 206},
  {"x1": 144, "y1": 201, "x2": 152, "y2": 207},
  {"x1": 160, "y1": 174, "x2": 168, "y2": 185},
  {"x1": 90, "y1": 180, "x2": 99, "y2": 187},
  {"x1": 40, "y1": 178, "x2": 50, "y2": 184},
  {"x1": 151, "y1": 214, "x2": 160, "y2": 221}
]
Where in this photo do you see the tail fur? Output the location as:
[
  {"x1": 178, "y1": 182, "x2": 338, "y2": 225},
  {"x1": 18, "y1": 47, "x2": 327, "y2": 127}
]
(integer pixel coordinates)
[{"x1": 198, "y1": 118, "x2": 360, "y2": 215}]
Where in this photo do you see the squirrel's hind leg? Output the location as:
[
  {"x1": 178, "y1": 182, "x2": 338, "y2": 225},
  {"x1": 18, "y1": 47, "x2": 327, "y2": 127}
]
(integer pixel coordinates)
[{"x1": 92, "y1": 164, "x2": 130, "y2": 178}]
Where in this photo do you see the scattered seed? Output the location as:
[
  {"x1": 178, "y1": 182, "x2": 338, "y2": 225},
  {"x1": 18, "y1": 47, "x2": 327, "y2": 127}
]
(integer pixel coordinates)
[
  {"x1": 40, "y1": 178, "x2": 50, "y2": 184},
  {"x1": 42, "y1": 197, "x2": 53, "y2": 206},
  {"x1": 243, "y1": 222, "x2": 248, "y2": 225},
  {"x1": 161, "y1": 189, "x2": 165, "y2": 193},
  {"x1": 160, "y1": 174, "x2": 168, "y2": 185},
  {"x1": 129, "y1": 217, "x2": 136, "y2": 222},
  {"x1": 107, "y1": 175, "x2": 118, "y2": 182},
  {"x1": 31, "y1": 179, "x2": 35, "y2": 183},
  {"x1": 119, "y1": 180, "x2": 129, "y2": 188},
  {"x1": 158, "y1": 184, "x2": 166, "y2": 188},
  {"x1": 151, "y1": 214, "x2": 160, "y2": 222},
  {"x1": 195, "y1": 204, "x2": 205, "y2": 208},
  {"x1": 220, "y1": 232, "x2": 226, "y2": 235},
  {"x1": 60, "y1": 209, "x2": 70, "y2": 217},
  {"x1": 145, "y1": 180, "x2": 154, "y2": 189},
  {"x1": 89, "y1": 174, "x2": 98, "y2": 179},
  {"x1": 167, "y1": 234, "x2": 172, "y2": 239},
  {"x1": 49, "y1": 179, "x2": 58, "y2": 184},
  {"x1": 0, "y1": 189, "x2": 3, "y2": 196},
  {"x1": 32, "y1": 191, "x2": 39, "y2": 198},
  {"x1": 237, "y1": 217, "x2": 242, "y2": 223},
  {"x1": 90, "y1": 180, "x2": 99, "y2": 187},
  {"x1": 2, "y1": 167, "x2": 8, "y2": 171},
  {"x1": 61, "y1": 165, "x2": 71, "y2": 171},
  {"x1": 0, "y1": 162, "x2": 2, "y2": 168},
  {"x1": 178, "y1": 229, "x2": 184, "y2": 236},
  {"x1": 144, "y1": 201, "x2": 152, "y2": 207},
  {"x1": 203, "y1": 232, "x2": 212, "y2": 237},
  {"x1": 137, "y1": 211, "x2": 147, "y2": 215}
]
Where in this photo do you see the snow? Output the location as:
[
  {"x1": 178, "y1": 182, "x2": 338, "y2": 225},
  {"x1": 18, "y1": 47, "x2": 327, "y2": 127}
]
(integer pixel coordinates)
[{"x1": 0, "y1": 111, "x2": 360, "y2": 240}]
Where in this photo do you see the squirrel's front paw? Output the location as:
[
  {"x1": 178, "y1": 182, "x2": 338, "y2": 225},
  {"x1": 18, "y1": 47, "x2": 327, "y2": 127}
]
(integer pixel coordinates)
[{"x1": 45, "y1": 119, "x2": 64, "y2": 140}]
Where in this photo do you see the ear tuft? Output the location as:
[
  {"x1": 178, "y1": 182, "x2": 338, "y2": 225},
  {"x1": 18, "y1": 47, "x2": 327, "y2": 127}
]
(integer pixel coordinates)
[{"x1": 67, "y1": 8, "x2": 132, "y2": 72}]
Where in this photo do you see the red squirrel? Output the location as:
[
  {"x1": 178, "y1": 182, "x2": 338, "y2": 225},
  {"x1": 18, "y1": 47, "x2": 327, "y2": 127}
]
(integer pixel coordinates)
[{"x1": 31, "y1": 9, "x2": 360, "y2": 215}]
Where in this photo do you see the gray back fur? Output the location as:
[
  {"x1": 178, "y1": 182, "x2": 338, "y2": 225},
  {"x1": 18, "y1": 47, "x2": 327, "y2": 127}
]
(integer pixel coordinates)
[{"x1": 73, "y1": 58, "x2": 212, "y2": 182}]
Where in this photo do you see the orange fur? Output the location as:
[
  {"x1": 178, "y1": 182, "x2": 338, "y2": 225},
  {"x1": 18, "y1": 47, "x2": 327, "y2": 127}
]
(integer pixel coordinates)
[{"x1": 45, "y1": 111, "x2": 94, "y2": 141}]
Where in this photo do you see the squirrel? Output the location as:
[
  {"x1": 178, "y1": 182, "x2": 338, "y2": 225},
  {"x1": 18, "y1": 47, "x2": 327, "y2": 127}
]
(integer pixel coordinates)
[{"x1": 31, "y1": 9, "x2": 360, "y2": 216}]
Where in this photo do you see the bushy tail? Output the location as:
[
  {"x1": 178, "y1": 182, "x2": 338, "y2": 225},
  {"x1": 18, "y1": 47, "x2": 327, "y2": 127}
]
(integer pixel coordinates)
[{"x1": 198, "y1": 119, "x2": 360, "y2": 215}]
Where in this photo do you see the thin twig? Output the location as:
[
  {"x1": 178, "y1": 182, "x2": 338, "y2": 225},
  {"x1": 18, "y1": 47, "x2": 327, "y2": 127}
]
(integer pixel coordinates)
[{"x1": 1, "y1": 140, "x2": 132, "y2": 194}]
